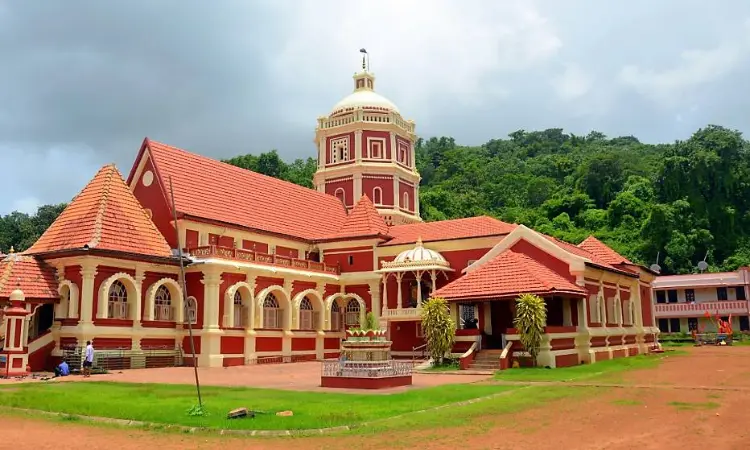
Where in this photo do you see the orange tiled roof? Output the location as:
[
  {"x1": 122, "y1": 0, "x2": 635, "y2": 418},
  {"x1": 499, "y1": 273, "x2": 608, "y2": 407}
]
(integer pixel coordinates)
[
  {"x1": 143, "y1": 139, "x2": 350, "y2": 241},
  {"x1": 542, "y1": 234, "x2": 632, "y2": 275},
  {"x1": 0, "y1": 254, "x2": 58, "y2": 299},
  {"x1": 322, "y1": 195, "x2": 389, "y2": 240},
  {"x1": 578, "y1": 236, "x2": 633, "y2": 265},
  {"x1": 433, "y1": 249, "x2": 585, "y2": 301},
  {"x1": 25, "y1": 165, "x2": 173, "y2": 258},
  {"x1": 383, "y1": 216, "x2": 516, "y2": 246}
]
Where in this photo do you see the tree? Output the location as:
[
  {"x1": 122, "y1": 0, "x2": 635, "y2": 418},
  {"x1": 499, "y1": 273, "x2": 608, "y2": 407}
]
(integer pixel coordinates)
[
  {"x1": 513, "y1": 294, "x2": 547, "y2": 366},
  {"x1": 420, "y1": 297, "x2": 455, "y2": 364}
]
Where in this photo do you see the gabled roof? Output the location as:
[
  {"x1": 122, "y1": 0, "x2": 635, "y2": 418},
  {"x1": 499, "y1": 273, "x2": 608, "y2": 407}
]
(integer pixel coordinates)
[
  {"x1": 578, "y1": 236, "x2": 633, "y2": 265},
  {"x1": 0, "y1": 254, "x2": 58, "y2": 299},
  {"x1": 25, "y1": 165, "x2": 173, "y2": 258},
  {"x1": 382, "y1": 216, "x2": 516, "y2": 247},
  {"x1": 542, "y1": 235, "x2": 633, "y2": 275},
  {"x1": 139, "y1": 139, "x2": 350, "y2": 241},
  {"x1": 322, "y1": 195, "x2": 389, "y2": 241},
  {"x1": 433, "y1": 249, "x2": 585, "y2": 301}
]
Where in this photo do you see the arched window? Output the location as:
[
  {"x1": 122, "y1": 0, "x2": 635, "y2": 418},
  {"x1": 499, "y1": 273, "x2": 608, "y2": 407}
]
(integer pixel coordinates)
[
  {"x1": 299, "y1": 297, "x2": 315, "y2": 330},
  {"x1": 402, "y1": 192, "x2": 409, "y2": 210},
  {"x1": 154, "y1": 285, "x2": 173, "y2": 321},
  {"x1": 233, "y1": 290, "x2": 245, "y2": 328},
  {"x1": 108, "y1": 280, "x2": 129, "y2": 319},
  {"x1": 185, "y1": 296, "x2": 198, "y2": 325},
  {"x1": 335, "y1": 188, "x2": 346, "y2": 206},
  {"x1": 373, "y1": 187, "x2": 382, "y2": 205},
  {"x1": 263, "y1": 293, "x2": 282, "y2": 329},
  {"x1": 345, "y1": 298, "x2": 361, "y2": 328},
  {"x1": 331, "y1": 301, "x2": 342, "y2": 331}
]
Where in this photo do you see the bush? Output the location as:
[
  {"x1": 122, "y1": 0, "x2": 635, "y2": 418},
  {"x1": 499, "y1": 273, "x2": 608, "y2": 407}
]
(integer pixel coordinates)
[
  {"x1": 514, "y1": 294, "x2": 547, "y2": 365},
  {"x1": 421, "y1": 297, "x2": 456, "y2": 363}
]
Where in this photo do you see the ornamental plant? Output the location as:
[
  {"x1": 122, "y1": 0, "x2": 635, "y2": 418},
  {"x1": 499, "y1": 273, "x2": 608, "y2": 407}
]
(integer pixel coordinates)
[
  {"x1": 420, "y1": 297, "x2": 455, "y2": 363},
  {"x1": 513, "y1": 293, "x2": 547, "y2": 366}
]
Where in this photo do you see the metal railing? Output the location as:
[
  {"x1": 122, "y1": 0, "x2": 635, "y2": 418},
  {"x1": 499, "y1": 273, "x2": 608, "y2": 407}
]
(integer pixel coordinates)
[
  {"x1": 321, "y1": 359, "x2": 413, "y2": 378},
  {"x1": 60, "y1": 345, "x2": 183, "y2": 372},
  {"x1": 107, "y1": 302, "x2": 129, "y2": 319},
  {"x1": 154, "y1": 305, "x2": 174, "y2": 321},
  {"x1": 412, "y1": 343, "x2": 428, "y2": 366}
]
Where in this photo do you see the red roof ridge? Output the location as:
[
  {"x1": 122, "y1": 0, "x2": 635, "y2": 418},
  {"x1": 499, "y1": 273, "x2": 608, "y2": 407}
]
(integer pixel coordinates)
[{"x1": 87, "y1": 164, "x2": 117, "y2": 248}]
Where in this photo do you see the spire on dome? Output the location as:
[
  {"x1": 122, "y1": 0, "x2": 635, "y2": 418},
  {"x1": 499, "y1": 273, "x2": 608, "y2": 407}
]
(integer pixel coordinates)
[{"x1": 354, "y1": 48, "x2": 375, "y2": 91}]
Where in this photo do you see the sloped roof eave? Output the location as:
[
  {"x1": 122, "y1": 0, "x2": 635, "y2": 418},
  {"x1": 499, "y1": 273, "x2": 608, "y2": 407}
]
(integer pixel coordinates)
[{"x1": 439, "y1": 288, "x2": 586, "y2": 302}]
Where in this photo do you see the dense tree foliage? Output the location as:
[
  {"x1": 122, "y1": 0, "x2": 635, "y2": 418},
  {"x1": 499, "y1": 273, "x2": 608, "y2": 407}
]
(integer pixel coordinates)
[{"x1": 3, "y1": 125, "x2": 749, "y2": 276}]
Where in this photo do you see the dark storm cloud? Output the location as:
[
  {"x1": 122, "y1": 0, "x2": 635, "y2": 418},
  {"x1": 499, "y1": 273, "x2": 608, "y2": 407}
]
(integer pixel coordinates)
[{"x1": 1, "y1": 0, "x2": 750, "y2": 214}]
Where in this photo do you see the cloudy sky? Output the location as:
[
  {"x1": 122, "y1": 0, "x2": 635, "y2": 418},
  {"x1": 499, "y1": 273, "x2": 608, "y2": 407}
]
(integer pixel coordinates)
[{"x1": 1, "y1": 0, "x2": 750, "y2": 215}]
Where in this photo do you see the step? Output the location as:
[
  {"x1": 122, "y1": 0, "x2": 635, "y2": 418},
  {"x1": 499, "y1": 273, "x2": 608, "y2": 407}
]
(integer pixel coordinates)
[{"x1": 468, "y1": 363, "x2": 499, "y2": 369}]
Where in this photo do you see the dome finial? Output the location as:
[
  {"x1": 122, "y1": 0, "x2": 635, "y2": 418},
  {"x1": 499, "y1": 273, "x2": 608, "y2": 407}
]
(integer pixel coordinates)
[
  {"x1": 416, "y1": 236, "x2": 423, "y2": 247},
  {"x1": 9, "y1": 245, "x2": 14, "y2": 254},
  {"x1": 359, "y1": 48, "x2": 369, "y2": 72}
]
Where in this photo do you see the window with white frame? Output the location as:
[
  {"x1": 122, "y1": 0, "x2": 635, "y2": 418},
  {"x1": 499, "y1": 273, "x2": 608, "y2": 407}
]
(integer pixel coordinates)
[
  {"x1": 402, "y1": 191, "x2": 409, "y2": 210},
  {"x1": 330, "y1": 137, "x2": 349, "y2": 163},
  {"x1": 108, "y1": 280, "x2": 129, "y2": 319},
  {"x1": 588, "y1": 294, "x2": 600, "y2": 323},
  {"x1": 622, "y1": 299, "x2": 633, "y2": 326},
  {"x1": 263, "y1": 293, "x2": 282, "y2": 329},
  {"x1": 459, "y1": 303, "x2": 477, "y2": 329},
  {"x1": 299, "y1": 297, "x2": 315, "y2": 330},
  {"x1": 233, "y1": 291, "x2": 244, "y2": 328},
  {"x1": 335, "y1": 188, "x2": 346, "y2": 206},
  {"x1": 344, "y1": 298, "x2": 361, "y2": 328},
  {"x1": 154, "y1": 285, "x2": 173, "y2": 321},
  {"x1": 331, "y1": 301, "x2": 342, "y2": 331},
  {"x1": 185, "y1": 296, "x2": 198, "y2": 325},
  {"x1": 373, "y1": 187, "x2": 382, "y2": 205},
  {"x1": 369, "y1": 139, "x2": 383, "y2": 159},
  {"x1": 398, "y1": 143, "x2": 408, "y2": 164}
]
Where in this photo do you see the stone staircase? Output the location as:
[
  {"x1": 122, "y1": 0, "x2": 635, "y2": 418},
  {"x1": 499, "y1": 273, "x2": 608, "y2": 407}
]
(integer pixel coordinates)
[{"x1": 467, "y1": 349, "x2": 504, "y2": 371}]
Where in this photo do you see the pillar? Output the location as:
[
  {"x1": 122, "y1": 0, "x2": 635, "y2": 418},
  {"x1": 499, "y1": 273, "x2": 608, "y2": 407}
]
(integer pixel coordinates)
[
  {"x1": 393, "y1": 175, "x2": 400, "y2": 209},
  {"x1": 199, "y1": 269, "x2": 223, "y2": 368},
  {"x1": 368, "y1": 279, "x2": 381, "y2": 320},
  {"x1": 562, "y1": 298, "x2": 572, "y2": 326},
  {"x1": 389, "y1": 132, "x2": 397, "y2": 162},
  {"x1": 354, "y1": 130, "x2": 363, "y2": 161},
  {"x1": 1, "y1": 290, "x2": 31, "y2": 377},
  {"x1": 430, "y1": 270, "x2": 437, "y2": 294},
  {"x1": 133, "y1": 268, "x2": 144, "y2": 327},
  {"x1": 79, "y1": 263, "x2": 97, "y2": 325},
  {"x1": 353, "y1": 173, "x2": 362, "y2": 203},
  {"x1": 396, "y1": 273, "x2": 403, "y2": 309},
  {"x1": 415, "y1": 270, "x2": 423, "y2": 308},
  {"x1": 381, "y1": 275, "x2": 389, "y2": 313}
]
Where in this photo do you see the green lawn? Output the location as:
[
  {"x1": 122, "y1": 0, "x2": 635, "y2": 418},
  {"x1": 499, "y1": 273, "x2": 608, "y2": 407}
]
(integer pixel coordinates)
[
  {"x1": 0, "y1": 381, "x2": 519, "y2": 431},
  {"x1": 494, "y1": 353, "x2": 681, "y2": 383}
]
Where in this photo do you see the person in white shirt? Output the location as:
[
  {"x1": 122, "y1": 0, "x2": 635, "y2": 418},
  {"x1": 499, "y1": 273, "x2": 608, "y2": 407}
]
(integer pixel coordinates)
[{"x1": 83, "y1": 341, "x2": 94, "y2": 378}]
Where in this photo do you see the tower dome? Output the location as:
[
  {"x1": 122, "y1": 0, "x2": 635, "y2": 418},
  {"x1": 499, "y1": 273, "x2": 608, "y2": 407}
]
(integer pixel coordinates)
[{"x1": 313, "y1": 50, "x2": 422, "y2": 227}]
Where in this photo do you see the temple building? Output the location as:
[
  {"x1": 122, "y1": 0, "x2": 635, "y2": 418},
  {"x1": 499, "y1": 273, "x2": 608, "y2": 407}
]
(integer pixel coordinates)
[{"x1": 0, "y1": 59, "x2": 659, "y2": 376}]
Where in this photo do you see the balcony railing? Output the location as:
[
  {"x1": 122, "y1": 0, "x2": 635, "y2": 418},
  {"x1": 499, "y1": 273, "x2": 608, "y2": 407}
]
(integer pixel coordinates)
[
  {"x1": 383, "y1": 307, "x2": 422, "y2": 320},
  {"x1": 188, "y1": 245, "x2": 340, "y2": 275},
  {"x1": 654, "y1": 300, "x2": 749, "y2": 318},
  {"x1": 108, "y1": 302, "x2": 130, "y2": 320},
  {"x1": 154, "y1": 304, "x2": 174, "y2": 321}
]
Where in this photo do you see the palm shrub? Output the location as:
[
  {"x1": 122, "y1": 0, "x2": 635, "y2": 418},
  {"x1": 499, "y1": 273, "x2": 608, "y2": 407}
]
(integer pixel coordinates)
[
  {"x1": 513, "y1": 293, "x2": 547, "y2": 366},
  {"x1": 421, "y1": 297, "x2": 455, "y2": 363}
]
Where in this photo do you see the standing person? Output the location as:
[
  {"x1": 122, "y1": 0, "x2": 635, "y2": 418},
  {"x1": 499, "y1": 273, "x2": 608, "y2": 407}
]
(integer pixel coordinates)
[{"x1": 83, "y1": 341, "x2": 94, "y2": 378}]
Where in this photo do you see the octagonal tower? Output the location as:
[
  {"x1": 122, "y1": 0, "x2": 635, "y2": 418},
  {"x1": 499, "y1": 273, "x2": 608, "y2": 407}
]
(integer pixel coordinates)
[{"x1": 313, "y1": 57, "x2": 421, "y2": 226}]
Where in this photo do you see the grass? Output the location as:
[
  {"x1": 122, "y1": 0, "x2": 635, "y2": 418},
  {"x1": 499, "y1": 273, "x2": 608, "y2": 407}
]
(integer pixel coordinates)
[
  {"x1": 422, "y1": 361, "x2": 460, "y2": 372},
  {"x1": 0, "y1": 381, "x2": 520, "y2": 431},
  {"x1": 668, "y1": 401, "x2": 720, "y2": 411},
  {"x1": 493, "y1": 353, "x2": 676, "y2": 383}
]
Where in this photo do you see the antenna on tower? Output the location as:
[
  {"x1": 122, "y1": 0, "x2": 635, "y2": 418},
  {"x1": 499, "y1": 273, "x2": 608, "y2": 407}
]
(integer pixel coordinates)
[
  {"x1": 697, "y1": 251, "x2": 709, "y2": 273},
  {"x1": 359, "y1": 48, "x2": 369, "y2": 72},
  {"x1": 650, "y1": 251, "x2": 662, "y2": 274}
]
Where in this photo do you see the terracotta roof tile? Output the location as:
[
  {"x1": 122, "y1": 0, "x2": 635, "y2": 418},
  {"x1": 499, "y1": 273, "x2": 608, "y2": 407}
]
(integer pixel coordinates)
[
  {"x1": 26, "y1": 165, "x2": 173, "y2": 258},
  {"x1": 322, "y1": 195, "x2": 389, "y2": 240},
  {"x1": 433, "y1": 249, "x2": 585, "y2": 301},
  {"x1": 144, "y1": 139, "x2": 350, "y2": 241},
  {"x1": 542, "y1": 234, "x2": 631, "y2": 274},
  {"x1": 383, "y1": 216, "x2": 516, "y2": 247},
  {"x1": 0, "y1": 254, "x2": 58, "y2": 299},
  {"x1": 578, "y1": 236, "x2": 633, "y2": 265}
]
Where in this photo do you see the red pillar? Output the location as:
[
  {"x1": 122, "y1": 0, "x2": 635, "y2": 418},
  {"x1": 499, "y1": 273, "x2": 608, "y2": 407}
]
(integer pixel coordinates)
[{"x1": 1, "y1": 290, "x2": 31, "y2": 378}]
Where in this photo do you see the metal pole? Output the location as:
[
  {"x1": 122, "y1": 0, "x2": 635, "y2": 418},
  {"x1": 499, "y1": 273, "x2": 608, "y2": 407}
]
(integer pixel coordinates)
[{"x1": 168, "y1": 176, "x2": 202, "y2": 407}]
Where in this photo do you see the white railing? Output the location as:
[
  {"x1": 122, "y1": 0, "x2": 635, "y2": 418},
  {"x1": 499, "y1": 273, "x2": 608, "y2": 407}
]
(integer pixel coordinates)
[
  {"x1": 263, "y1": 308, "x2": 282, "y2": 329},
  {"x1": 233, "y1": 306, "x2": 246, "y2": 328},
  {"x1": 154, "y1": 304, "x2": 174, "y2": 321},
  {"x1": 108, "y1": 302, "x2": 129, "y2": 319},
  {"x1": 654, "y1": 300, "x2": 749, "y2": 317},
  {"x1": 384, "y1": 308, "x2": 422, "y2": 320}
]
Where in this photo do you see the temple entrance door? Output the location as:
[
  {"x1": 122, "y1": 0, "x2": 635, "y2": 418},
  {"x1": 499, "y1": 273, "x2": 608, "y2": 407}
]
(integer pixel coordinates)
[{"x1": 488, "y1": 301, "x2": 514, "y2": 349}]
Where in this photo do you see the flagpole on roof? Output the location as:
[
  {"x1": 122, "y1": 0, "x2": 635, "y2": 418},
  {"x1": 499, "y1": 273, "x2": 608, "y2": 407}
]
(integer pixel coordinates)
[
  {"x1": 359, "y1": 48, "x2": 369, "y2": 72},
  {"x1": 168, "y1": 176, "x2": 203, "y2": 409}
]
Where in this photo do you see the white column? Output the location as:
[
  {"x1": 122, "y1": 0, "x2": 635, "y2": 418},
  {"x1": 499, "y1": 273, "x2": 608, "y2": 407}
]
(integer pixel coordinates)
[
  {"x1": 354, "y1": 130, "x2": 363, "y2": 161},
  {"x1": 381, "y1": 275, "x2": 389, "y2": 313},
  {"x1": 353, "y1": 173, "x2": 362, "y2": 203},
  {"x1": 562, "y1": 298, "x2": 572, "y2": 326},
  {"x1": 79, "y1": 263, "x2": 98, "y2": 324},
  {"x1": 416, "y1": 270, "x2": 423, "y2": 308},
  {"x1": 430, "y1": 270, "x2": 437, "y2": 294},
  {"x1": 410, "y1": 141, "x2": 416, "y2": 169},
  {"x1": 369, "y1": 279, "x2": 381, "y2": 321},
  {"x1": 318, "y1": 137, "x2": 326, "y2": 168},
  {"x1": 389, "y1": 132, "x2": 397, "y2": 162},
  {"x1": 133, "y1": 268, "x2": 144, "y2": 327},
  {"x1": 201, "y1": 270, "x2": 222, "y2": 329},
  {"x1": 415, "y1": 184, "x2": 421, "y2": 217},
  {"x1": 393, "y1": 175, "x2": 400, "y2": 209},
  {"x1": 396, "y1": 273, "x2": 404, "y2": 309}
]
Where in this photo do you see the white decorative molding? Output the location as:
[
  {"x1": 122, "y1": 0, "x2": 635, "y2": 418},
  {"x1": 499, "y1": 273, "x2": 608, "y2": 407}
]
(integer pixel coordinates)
[
  {"x1": 98, "y1": 272, "x2": 138, "y2": 319},
  {"x1": 144, "y1": 278, "x2": 183, "y2": 322}
]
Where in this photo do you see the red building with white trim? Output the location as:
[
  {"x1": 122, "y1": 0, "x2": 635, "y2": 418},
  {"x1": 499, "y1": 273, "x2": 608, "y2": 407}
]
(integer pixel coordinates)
[{"x1": 0, "y1": 61, "x2": 659, "y2": 376}]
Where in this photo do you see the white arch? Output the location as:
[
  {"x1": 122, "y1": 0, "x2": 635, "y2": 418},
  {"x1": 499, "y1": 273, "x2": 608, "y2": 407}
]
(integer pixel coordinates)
[
  {"x1": 324, "y1": 292, "x2": 366, "y2": 330},
  {"x1": 185, "y1": 296, "x2": 198, "y2": 325},
  {"x1": 145, "y1": 278, "x2": 183, "y2": 322},
  {"x1": 292, "y1": 289, "x2": 325, "y2": 330},
  {"x1": 224, "y1": 281, "x2": 255, "y2": 328},
  {"x1": 98, "y1": 272, "x2": 138, "y2": 320},
  {"x1": 373, "y1": 187, "x2": 383, "y2": 205},
  {"x1": 334, "y1": 188, "x2": 346, "y2": 206},
  {"x1": 255, "y1": 284, "x2": 291, "y2": 330},
  {"x1": 57, "y1": 279, "x2": 80, "y2": 320}
]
